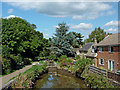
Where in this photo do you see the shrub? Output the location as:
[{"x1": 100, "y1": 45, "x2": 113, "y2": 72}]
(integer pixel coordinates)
[
  {"x1": 85, "y1": 73, "x2": 115, "y2": 88},
  {"x1": 75, "y1": 55, "x2": 80, "y2": 60},
  {"x1": 69, "y1": 62, "x2": 73, "y2": 65},
  {"x1": 9, "y1": 54, "x2": 23, "y2": 66},
  {"x1": 75, "y1": 57, "x2": 93, "y2": 70},
  {"x1": 2, "y1": 58, "x2": 12, "y2": 74},
  {"x1": 12, "y1": 65, "x2": 47, "y2": 88},
  {"x1": 62, "y1": 62, "x2": 67, "y2": 66},
  {"x1": 99, "y1": 66, "x2": 105, "y2": 70},
  {"x1": 34, "y1": 57, "x2": 40, "y2": 61},
  {"x1": 59, "y1": 55, "x2": 67, "y2": 60},
  {"x1": 24, "y1": 58, "x2": 32, "y2": 65},
  {"x1": 40, "y1": 57, "x2": 45, "y2": 60},
  {"x1": 48, "y1": 54, "x2": 57, "y2": 61}
]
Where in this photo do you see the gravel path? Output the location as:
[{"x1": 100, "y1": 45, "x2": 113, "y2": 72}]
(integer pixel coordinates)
[{"x1": 0, "y1": 63, "x2": 37, "y2": 89}]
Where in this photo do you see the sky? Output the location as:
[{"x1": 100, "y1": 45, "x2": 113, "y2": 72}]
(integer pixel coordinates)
[{"x1": 1, "y1": 0, "x2": 119, "y2": 40}]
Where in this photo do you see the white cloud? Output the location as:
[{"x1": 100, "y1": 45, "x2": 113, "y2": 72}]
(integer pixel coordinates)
[
  {"x1": 44, "y1": 33, "x2": 52, "y2": 39},
  {"x1": 4, "y1": 15, "x2": 22, "y2": 19},
  {"x1": 105, "y1": 28, "x2": 117, "y2": 32},
  {"x1": 8, "y1": 9, "x2": 13, "y2": 13},
  {"x1": 53, "y1": 25, "x2": 59, "y2": 28},
  {"x1": 44, "y1": 34, "x2": 49, "y2": 37},
  {"x1": 103, "y1": 21, "x2": 120, "y2": 27},
  {"x1": 4, "y1": 2, "x2": 113, "y2": 20},
  {"x1": 2, "y1": 0, "x2": 120, "y2": 2},
  {"x1": 69, "y1": 23, "x2": 93, "y2": 31},
  {"x1": 107, "y1": 10, "x2": 115, "y2": 15}
]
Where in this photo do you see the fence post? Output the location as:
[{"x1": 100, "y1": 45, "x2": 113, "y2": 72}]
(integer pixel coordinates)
[{"x1": 106, "y1": 69, "x2": 108, "y2": 79}]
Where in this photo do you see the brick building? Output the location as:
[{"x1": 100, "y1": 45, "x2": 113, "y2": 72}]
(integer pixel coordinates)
[{"x1": 95, "y1": 33, "x2": 120, "y2": 72}]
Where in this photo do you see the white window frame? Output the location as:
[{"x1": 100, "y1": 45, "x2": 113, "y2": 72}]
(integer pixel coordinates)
[
  {"x1": 92, "y1": 46, "x2": 95, "y2": 53},
  {"x1": 108, "y1": 60, "x2": 114, "y2": 71},
  {"x1": 99, "y1": 59, "x2": 104, "y2": 65},
  {"x1": 109, "y1": 46, "x2": 113, "y2": 53}
]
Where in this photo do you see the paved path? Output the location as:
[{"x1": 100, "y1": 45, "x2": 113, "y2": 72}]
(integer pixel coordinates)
[{"x1": 0, "y1": 62, "x2": 39, "y2": 88}]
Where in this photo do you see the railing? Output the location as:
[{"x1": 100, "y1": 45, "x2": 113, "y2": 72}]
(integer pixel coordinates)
[
  {"x1": 89, "y1": 65, "x2": 120, "y2": 83},
  {"x1": 89, "y1": 65, "x2": 107, "y2": 77},
  {"x1": 108, "y1": 71, "x2": 120, "y2": 83}
]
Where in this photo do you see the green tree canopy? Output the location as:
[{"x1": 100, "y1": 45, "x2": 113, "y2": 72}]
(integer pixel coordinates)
[
  {"x1": 67, "y1": 32, "x2": 84, "y2": 48},
  {"x1": 2, "y1": 17, "x2": 49, "y2": 74},
  {"x1": 84, "y1": 27, "x2": 112, "y2": 43},
  {"x1": 49, "y1": 22, "x2": 83, "y2": 57}
]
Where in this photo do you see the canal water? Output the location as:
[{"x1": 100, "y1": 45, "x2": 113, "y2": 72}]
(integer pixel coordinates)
[{"x1": 33, "y1": 70, "x2": 87, "y2": 88}]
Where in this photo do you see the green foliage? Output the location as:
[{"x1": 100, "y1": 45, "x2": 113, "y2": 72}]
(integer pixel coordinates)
[
  {"x1": 2, "y1": 58, "x2": 11, "y2": 74},
  {"x1": 23, "y1": 64, "x2": 47, "y2": 75},
  {"x1": 39, "y1": 61, "x2": 44, "y2": 64},
  {"x1": 67, "y1": 32, "x2": 84, "y2": 48},
  {"x1": 84, "y1": 27, "x2": 110, "y2": 43},
  {"x1": 12, "y1": 65, "x2": 47, "y2": 88},
  {"x1": 49, "y1": 22, "x2": 83, "y2": 56},
  {"x1": 59, "y1": 55, "x2": 67, "y2": 60},
  {"x1": 85, "y1": 73, "x2": 115, "y2": 88},
  {"x1": 75, "y1": 57, "x2": 93, "y2": 70},
  {"x1": 2, "y1": 17, "x2": 49, "y2": 74},
  {"x1": 23, "y1": 58, "x2": 32, "y2": 65},
  {"x1": 9, "y1": 54, "x2": 23, "y2": 65},
  {"x1": 75, "y1": 55, "x2": 80, "y2": 60},
  {"x1": 58, "y1": 55, "x2": 74, "y2": 67},
  {"x1": 48, "y1": 54, "x2": 57, "y2": 61}
]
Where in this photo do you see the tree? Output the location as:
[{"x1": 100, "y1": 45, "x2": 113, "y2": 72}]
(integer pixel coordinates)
[
  {"x1": 49, "y1": 22, "x2": 74, "y2": 57},
  {"x1": 2, "y1": 17, "x2": 49, "y2": 74},
  {"x1": 67, "y1": 32, "x2": 84, "y2": 48},
  {"x1": 84, "y1": 27, "x2": 111, "y2": 43}
]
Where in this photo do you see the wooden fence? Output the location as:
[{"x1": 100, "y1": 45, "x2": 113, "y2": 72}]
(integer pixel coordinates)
[
  {"x1": 108, "y1": 71, "x2": 120, "y2": 83},
  {"x1": 89, "y1": 65, "x2": 107, "y2": 77},
  {"x1": 89, "y1": 65, "x2": 120, "y2": 83}
]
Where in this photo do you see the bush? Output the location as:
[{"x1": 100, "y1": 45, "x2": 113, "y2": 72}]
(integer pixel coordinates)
[
  {"x1": 12, "y1": 65, "x2": 47, "y2": 88},
  {"x1": 75, "y1": 57, "x2": 93, "y2": 70},
  {"x1": 59, "y1": 55, "x2": 67, "y2": 60},
  {"x1": 2, "y1": 58, "x2": 12, "y2": 75},
  {"x1": 75, "y1": 55, "x2": 80, "y2": 60},
  {"x1": 85, "y1": 73, "x2": 115, "y2": 88},
  {"x1": 24, "y1": 58, "x2": 32, "y2": 65},
  {"x1": 48, "y1": 54, "x2": 57, "y2": 61},
  {"x1": 40, "y1": 57, "x2": 45, "y2": 60},
  {"x1": 9, "y1": 54, "x2": 23, "y2": 66}
]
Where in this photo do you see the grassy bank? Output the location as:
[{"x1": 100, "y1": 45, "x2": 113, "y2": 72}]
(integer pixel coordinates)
[{"x1": 11, "y1": 62, "x2": 47, "y2": 88}]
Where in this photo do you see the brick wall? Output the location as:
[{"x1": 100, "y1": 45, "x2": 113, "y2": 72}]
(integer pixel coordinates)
[{"x1": 97, "y1": 46, "x2": 120, "y2": 71}]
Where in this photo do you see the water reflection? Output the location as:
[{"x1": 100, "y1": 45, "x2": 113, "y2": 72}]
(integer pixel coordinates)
[
  {"x1": 48, "y1": 75, "x2": 54, "y2": 80},
  {"x1": 33, "y1": 73, "x2": 87, "y2": 88}
]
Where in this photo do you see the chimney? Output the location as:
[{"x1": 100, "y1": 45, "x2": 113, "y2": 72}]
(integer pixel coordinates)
[
  {"x1": 94, "y1": 37, "x2": 97, "y2": 44},
  {"x1": 105, "y1": 34, "x2": 108, "y2": 38}
]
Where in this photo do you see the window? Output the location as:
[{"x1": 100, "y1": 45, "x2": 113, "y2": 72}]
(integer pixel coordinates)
[
  {"x1": 108, "y1": 60, "x2": 114, "y2": 71},
  {"x1": 99, "y1": 47, "x2": 104, "y2": 52},
  {"x1": 92, "y1": 46, "x2": 95, "y2": 53},
  {"x1": 109, "y1": 46, "x2": 113, "y2": 52},
  {"x1": 99, "y1": 59, "x2": 104, "y2": 65}
]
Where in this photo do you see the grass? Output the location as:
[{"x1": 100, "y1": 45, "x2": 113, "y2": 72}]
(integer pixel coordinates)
[
  {"x1": 7, "y1": 75, "x2": 18, "y2": 83},
  {"x1": 22, "y1": 65, "x2": 46, "y2": 75},
  {"x1": 11, "y1": 64, "x2": 47, "y2": 88},
  {"x1": 55, "y1": 61, "x2": 61, "y2": 66},
  {"x1": 39, "y1": 61, "x2": 44, "y2": 64}
]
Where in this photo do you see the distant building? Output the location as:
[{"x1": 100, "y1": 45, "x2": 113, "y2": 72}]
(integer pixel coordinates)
[
  {"x1": 72, "y1": 48, "x2": 80, "y2": 56},
  {"x1": 85, "y1": 37, "x2": 98, "y2": 66},
  {"x1": 95, "y1": 33, "x2": 120, "y2": 72},
  {"x1": 79, "y1": 42, "x2": 94, "y2": 58}
]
